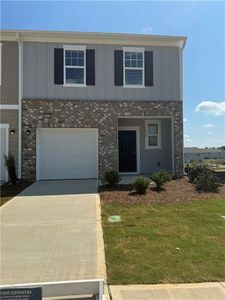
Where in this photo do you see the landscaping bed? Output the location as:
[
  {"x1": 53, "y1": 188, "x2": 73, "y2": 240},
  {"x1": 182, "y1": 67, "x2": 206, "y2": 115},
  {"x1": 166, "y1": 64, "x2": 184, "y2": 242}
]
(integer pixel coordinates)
[
  {"x1": 100, "y1": 177, "x2": 225, "y2": 206},
  {"x1": 0, "y1": 180, "x2": 33, "y2": 206}
]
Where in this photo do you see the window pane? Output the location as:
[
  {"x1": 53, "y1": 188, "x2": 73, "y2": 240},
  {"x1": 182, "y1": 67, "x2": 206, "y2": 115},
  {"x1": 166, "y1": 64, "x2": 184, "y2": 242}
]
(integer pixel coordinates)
[
  {"x1": 137, "y1": 59, "x2": 143, "y2": 67},
  {"x1": 148, "y1": 124, "x2": 158, "y2": 135},
  {"x1": 149, "y1": 136, "x2": 158, "y2": 146},
  {"x1": 66, "y1": 68, "x2": 84, "y2": 84},
  {"x1": 72, "y1": 51, "x2": 77, "y2": 58},
  {"x1": 65, "y1": 50, "x2": 72, "y2": 59},
  {"x1": 78, "y1": 50, "x2": 84, "y2": 59},
  {"x1": 66, "y1": 58, "x2": 71, "y2": 66},
  {"x1": 125, "y1": 52, "x2": 130, "y2": 59},
  {"x1": 137, "y1": 52, "x2": 143, "y2": 59},
  {"x1": 78, "y1": 58, "x2": 84, "y2": 66},
  {"x1": 125, "y1": 59, "x2": 130, "y2": 67},
  {"x1": 72, "y1": 58, "x2": 77, "y2": 66},
  {"x1": 131, "y1": 59, "x2": 137, "y2": 67},
  {"x1": 125, "y1": 69, "x2": 143, "y2": 85},
  {"x1": 131, "y1": 52, "x2": 136, "y2": 59}
]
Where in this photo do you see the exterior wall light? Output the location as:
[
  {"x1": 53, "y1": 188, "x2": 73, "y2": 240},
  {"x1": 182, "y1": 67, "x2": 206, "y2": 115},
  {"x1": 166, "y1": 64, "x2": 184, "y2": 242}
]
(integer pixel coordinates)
[
  {"x1": 26, "y1": 129, "x2": 31, "y2": 135},
  {"x1": 10, "y1": 129, "x2": 16, "y2": 135}
]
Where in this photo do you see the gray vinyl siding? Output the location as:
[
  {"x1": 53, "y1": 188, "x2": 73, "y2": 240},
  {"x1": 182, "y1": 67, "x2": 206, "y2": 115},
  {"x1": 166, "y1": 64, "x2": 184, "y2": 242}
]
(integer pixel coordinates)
[
  {"x1": 23, "y1": 42, "x2": 181, "y2": 101},
  {"x1": 0, "y1": 42, "x2": 19, "y2": 105},
  {"x1": 118, "y1": 118, "x2": 172, "y2": 174}
]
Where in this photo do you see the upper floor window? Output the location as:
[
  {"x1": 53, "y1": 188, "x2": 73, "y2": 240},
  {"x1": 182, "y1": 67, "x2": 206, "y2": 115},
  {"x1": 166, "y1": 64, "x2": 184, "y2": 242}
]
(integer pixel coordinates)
[
  {"x1": 123, "y1": 47, "x2": 144, "y2": 88},
  {"x1": 145, "y1": 120, "x2": 161, "y2": 149},
  {"x1": 63, "y1": 45, "x2": 86, "y2": 87}
]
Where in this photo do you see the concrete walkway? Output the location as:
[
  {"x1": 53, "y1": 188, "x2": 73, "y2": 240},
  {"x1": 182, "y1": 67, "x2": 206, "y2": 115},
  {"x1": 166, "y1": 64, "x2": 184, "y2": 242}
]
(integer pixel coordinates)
[
  {"x1": 110, "y1": 282, "x2": 225, "y2": 300},
  {"x1": 1, "y1": 180, "x2": 106, "y2": 285}
]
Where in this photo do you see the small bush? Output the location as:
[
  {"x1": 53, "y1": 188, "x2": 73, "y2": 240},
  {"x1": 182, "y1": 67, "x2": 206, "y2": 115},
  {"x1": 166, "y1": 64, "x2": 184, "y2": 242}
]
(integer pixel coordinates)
[
  {"x1": 151, "y1": 170, "x2": 171, "y2": 189},
  {"x1": 194, "y1": 170, "x2": 222, "y2": 193},
  {"x1": 132, "y1": 176, "x2": 150, "y2": 194},
  {"x1": 187, "y1": 164, "x2": 209, "y2": 183},
  {"x1": 104, "y1": 170, "x2": 121, "y2": 185},
  {"x1": 4, "y1": 153, "x2": 17, "y2": 185}
]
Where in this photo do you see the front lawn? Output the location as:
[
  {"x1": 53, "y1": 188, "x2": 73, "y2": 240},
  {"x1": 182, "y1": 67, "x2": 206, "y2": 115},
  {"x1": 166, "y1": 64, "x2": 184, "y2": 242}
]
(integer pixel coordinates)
[
  {"x1": 0, "y1": 180, "x2": 33, "y2": 206},
  {"x1": 101, "y1": 198, "x2": 225, "y2": 284}
]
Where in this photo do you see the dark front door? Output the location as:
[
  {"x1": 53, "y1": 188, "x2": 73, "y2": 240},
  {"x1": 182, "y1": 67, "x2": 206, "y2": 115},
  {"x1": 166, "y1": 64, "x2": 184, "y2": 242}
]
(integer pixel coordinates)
[{"x1": 119, "y1": 130, "x2": 137, "y2": 172}]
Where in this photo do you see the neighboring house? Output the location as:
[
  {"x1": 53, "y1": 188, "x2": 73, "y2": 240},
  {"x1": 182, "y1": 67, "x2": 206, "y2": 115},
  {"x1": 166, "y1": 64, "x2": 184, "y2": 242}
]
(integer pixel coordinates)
[
  {"x1": 0, "y1": 30, "x2": 186, "y2": 181},
  {"x1": 184, "y1": 147, "x2": 225, "y2": 164},
  {"x1": 0, "y1": 41, "x2": 19, "y2": 182}
]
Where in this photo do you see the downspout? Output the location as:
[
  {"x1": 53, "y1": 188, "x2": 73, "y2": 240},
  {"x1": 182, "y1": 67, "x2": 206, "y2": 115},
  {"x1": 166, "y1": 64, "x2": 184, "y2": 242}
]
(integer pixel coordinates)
[{"x1": 16, "y1": 32, "x2": 22, "y2": 179}]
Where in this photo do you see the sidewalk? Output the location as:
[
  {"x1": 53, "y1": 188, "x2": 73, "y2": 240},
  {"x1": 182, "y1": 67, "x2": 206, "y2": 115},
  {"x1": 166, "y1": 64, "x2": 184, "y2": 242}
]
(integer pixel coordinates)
[{"x1": 109, "y1": 282, "x2": 225, "y2": 300}]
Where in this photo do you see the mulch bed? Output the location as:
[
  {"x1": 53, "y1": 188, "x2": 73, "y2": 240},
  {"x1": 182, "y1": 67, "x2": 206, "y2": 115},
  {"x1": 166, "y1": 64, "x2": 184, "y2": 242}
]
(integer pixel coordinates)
[
  {"x1": 99, "y1": 177, "x2": 225, "y2": 205},
  {"x1": 0, "y1": 180, "x2": 33, "y2": 206}
]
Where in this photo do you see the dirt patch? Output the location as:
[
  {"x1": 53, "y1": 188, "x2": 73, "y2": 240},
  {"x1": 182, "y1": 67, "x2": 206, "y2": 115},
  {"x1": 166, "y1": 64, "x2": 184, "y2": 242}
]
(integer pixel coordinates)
[
  {"x1": 0, "y1": 180, "x2": 33, "y2": 206},
  {"x1": 99, "y1": 177, "x2": 225, "y2": 205}
]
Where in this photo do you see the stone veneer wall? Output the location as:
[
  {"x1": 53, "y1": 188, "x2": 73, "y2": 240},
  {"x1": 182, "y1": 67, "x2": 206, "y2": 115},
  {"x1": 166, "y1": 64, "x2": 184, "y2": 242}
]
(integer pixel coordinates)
[{"x1": 22, "y1": 99, "x2": 183, "y2": 180}]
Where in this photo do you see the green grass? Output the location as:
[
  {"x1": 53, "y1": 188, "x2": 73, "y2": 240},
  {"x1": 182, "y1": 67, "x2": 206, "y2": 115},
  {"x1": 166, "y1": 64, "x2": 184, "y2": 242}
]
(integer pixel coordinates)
[{"x1": 101, "y1": 199, "x2": 225, "y2": 284}]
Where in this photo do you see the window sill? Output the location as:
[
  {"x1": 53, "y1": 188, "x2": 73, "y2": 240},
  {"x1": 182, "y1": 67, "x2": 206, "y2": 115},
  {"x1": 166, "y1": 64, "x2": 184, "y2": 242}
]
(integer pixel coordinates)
[
  {"x1": 145, "y1": 146, "x2": 162, "y2": 150},
  {"x1": 123, "y1": 85, "x2": 145, "y2": 88},
  {"x1": 63, "y1": 84, "x2": 87, "y2": 88}
]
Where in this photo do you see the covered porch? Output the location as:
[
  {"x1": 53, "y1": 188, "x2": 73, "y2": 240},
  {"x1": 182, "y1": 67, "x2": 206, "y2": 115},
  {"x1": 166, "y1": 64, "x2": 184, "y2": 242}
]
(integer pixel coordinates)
[{"x1": 118, "y1": 117, "x2": 174, "y2": 176}]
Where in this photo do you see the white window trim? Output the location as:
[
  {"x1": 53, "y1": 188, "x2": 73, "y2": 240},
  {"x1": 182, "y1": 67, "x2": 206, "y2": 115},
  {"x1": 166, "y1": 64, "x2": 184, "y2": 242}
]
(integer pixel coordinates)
[
  {"x1": 0, "y1": 43, "x2": 2, "y2": 86},
  {"x1": 145, "y1": 120, "x2": 161, "y2": 149},
  {"x1": 0, "y1": 104, "x2": 19, "y2": 110},
  {"x1": 63, "y1": 45, "x2": 86, "y2": 87},
  {"x1": 123, "y1": 47, "x2": 145, "y2": 88}
]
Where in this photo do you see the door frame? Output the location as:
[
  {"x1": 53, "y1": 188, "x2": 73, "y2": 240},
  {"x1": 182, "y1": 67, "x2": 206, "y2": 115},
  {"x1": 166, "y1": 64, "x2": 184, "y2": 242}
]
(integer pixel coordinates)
[
  {"x1": 0, "y1": 123, "x2": 9, "y2": 181},
  {"x1": 118, "y1": 126, "x2": 140, "y2": 174}
]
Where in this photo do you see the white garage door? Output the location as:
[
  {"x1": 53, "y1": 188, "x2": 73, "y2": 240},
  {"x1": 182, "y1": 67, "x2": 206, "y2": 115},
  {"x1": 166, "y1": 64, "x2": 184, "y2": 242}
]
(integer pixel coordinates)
[
  {"x1": 37, "y1": 128, "x2": 98, "y2": 180},
  {"x1": 0, "y1": 126, "x2": 9, "y2": 181}
]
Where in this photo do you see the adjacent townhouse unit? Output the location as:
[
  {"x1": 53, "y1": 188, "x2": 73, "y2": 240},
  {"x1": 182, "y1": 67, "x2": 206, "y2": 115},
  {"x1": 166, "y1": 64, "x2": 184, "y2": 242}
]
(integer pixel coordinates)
[
  {"x1": 0, "y1": 39, "x2": 20, "y2": 182},
  {"x1": 0, "y1": 30, "x2": 186, "y2": 181}
]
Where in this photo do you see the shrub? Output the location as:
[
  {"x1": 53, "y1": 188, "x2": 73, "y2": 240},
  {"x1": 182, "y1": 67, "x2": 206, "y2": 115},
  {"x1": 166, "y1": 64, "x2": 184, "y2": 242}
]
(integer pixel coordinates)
[
  {"x1": 4, "y1": 153, "x2": 17, "y2": 185},
  {"x1": 187, "y1": 163, "x2": 209, "y2": 183},
  {"x1": 194, "y1": 169, "x2": 222, "y2": 193},
  {"x1": 104, "y1": 170, "x2": 121, "y2": 185},
  {"x1": 132, "y1": 176, "x2": 150, "y2": 194},
  {"x1": 151, "y1": 170, "x2": 171, "y2": 189}
]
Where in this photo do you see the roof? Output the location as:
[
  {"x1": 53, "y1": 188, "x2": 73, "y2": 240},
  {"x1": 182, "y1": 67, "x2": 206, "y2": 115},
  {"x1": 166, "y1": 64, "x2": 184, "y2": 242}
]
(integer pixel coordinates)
[
  {"x1": 0, "y1": 29, "x2": 187, "y2": 48},
  {"x1": 184, "y1": 147, "x2": 224, "y2": 154}
]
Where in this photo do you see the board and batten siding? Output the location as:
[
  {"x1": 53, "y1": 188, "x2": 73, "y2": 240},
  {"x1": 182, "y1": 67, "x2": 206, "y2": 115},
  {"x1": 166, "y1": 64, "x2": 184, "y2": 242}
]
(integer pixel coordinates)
[
  {"x1": 0, "y1": 42, "x2": 19, "y2": 105},
  {"x1": 23, "y1": 42, "x2": 181, "y2": 101}
]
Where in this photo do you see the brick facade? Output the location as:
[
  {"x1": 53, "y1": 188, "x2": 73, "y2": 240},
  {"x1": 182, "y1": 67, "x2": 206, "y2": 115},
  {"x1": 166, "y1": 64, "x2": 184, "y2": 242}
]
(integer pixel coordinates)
[{"x1": 22, "y1": 99, "x2": 183, "y2": 180}]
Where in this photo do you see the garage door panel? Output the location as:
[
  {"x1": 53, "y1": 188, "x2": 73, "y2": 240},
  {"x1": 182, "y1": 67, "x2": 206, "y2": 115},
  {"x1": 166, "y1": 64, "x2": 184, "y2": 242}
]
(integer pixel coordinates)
[{"x1": 37, "y1": 129, "x2": 98, "y2": 180}]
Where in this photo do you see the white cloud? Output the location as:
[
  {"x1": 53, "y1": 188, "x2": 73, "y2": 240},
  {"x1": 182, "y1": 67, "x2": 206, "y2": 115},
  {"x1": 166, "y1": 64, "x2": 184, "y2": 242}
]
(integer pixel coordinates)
[
  {"x1": 184, "y1": 134, "x2": 193, "y2": 144},
  {"x1": 195, "y1": 101, "x2": 225, "y2": 116},
  {"x1": 202, "y1": 123, "x2": 214, "y2": 128},
  {"x1": 183, "y1": 118, "x2": 187, "y2": 122},
  {"x1": 207, "y1": 131, "x2": 213, "y2": 135},
  {"x1": 141, "y1": 26, "x2": 153, "y2": 33}
]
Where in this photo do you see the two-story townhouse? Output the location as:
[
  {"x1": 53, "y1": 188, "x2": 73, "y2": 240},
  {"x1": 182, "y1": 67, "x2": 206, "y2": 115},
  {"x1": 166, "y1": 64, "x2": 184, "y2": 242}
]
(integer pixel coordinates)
[
  {"x1": 0, "y1": 30, "x2": 186, "y2": 181},
  {"x1": 0, "y1": 38, "x2": 20, "y2": 182}
]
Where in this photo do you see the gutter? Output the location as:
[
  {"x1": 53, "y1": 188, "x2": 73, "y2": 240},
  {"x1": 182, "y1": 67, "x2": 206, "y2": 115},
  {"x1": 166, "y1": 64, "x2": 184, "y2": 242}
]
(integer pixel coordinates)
[{"x1": 16, "y1": 32, "x2": 22, "y2": 179}]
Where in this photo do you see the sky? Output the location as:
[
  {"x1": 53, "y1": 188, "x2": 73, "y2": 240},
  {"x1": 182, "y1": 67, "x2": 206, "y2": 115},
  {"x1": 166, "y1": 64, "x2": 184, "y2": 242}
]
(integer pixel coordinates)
[{"x1": 1, "y1": 0, "x2": 225, "y2": 148}]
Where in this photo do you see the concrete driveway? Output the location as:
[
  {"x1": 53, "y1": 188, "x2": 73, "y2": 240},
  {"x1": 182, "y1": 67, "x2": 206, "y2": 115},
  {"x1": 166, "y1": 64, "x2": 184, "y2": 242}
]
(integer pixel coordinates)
[{"x1": 1, "y1": 180, "x2": 106, "y2": 284}]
